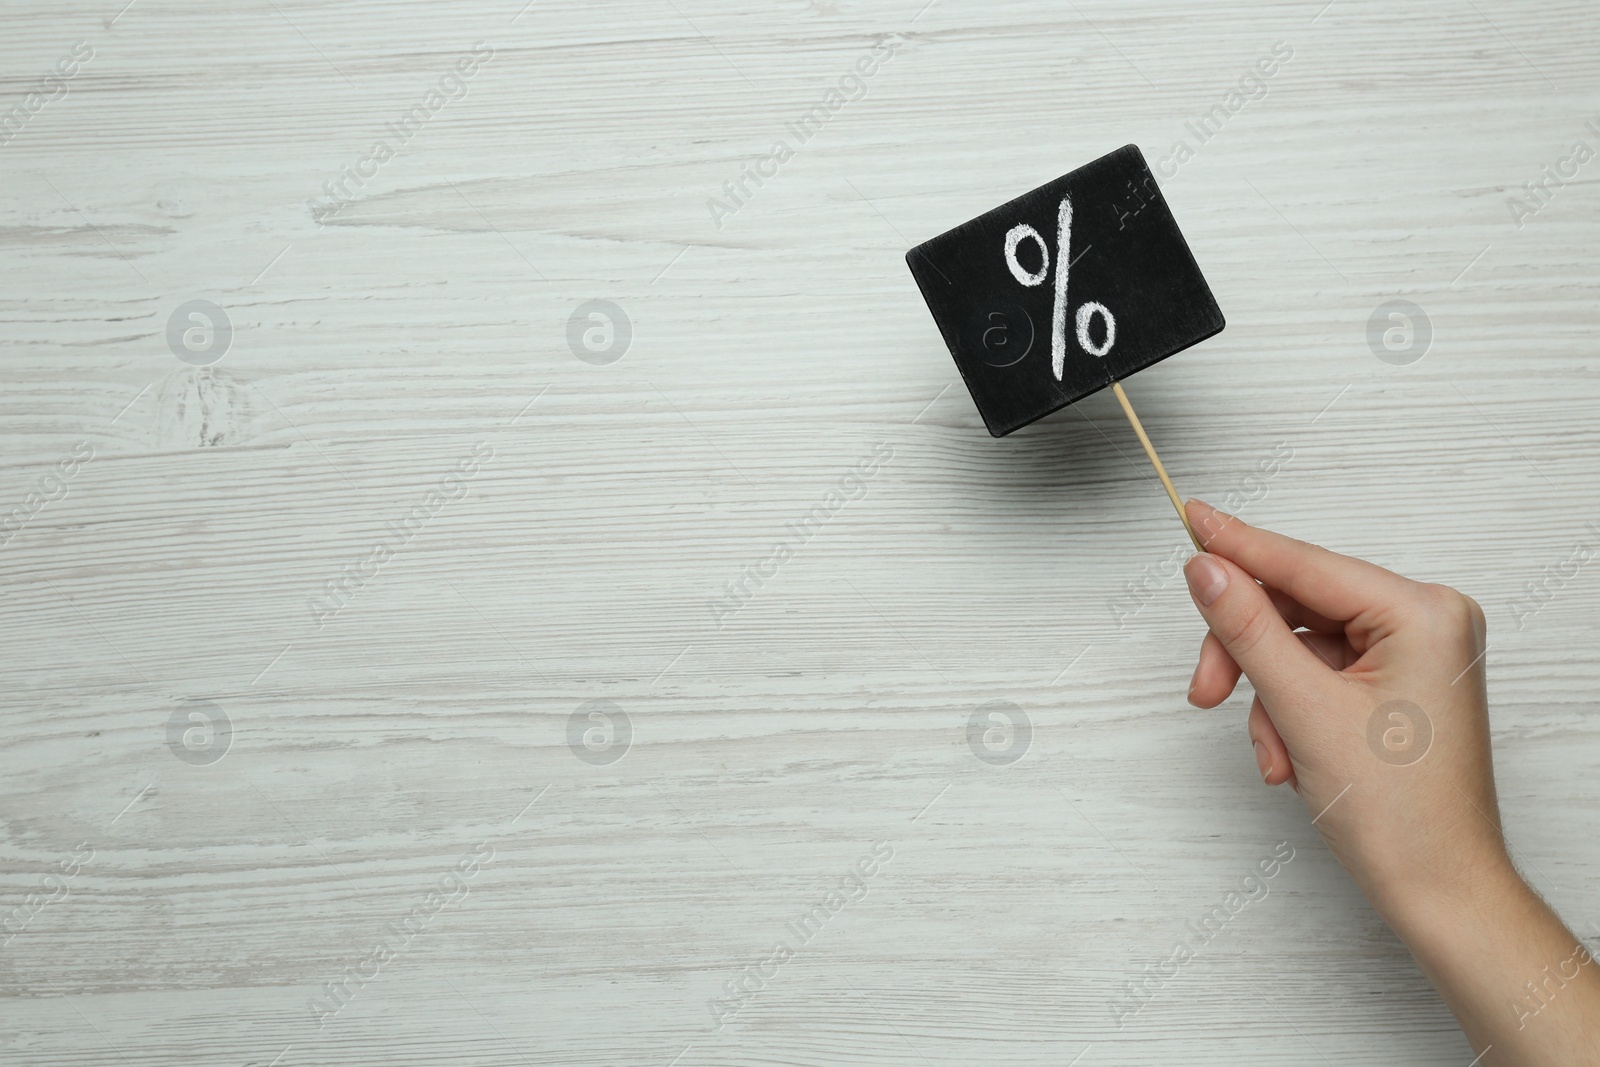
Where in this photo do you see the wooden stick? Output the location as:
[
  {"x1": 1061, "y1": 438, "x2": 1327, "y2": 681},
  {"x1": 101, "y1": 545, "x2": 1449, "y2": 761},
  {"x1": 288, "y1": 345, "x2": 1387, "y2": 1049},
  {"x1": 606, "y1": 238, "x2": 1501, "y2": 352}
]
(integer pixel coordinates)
[{"x1": 1110, "y1": 380, "x2": 1202, "y2": 553}]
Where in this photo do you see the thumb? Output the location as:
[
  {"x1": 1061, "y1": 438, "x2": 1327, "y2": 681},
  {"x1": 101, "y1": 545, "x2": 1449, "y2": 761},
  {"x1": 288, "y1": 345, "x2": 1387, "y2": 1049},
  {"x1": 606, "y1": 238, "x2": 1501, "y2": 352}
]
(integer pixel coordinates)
[{"x1": 1183, "y1": 552, "x2": 1332, "y2": 706}]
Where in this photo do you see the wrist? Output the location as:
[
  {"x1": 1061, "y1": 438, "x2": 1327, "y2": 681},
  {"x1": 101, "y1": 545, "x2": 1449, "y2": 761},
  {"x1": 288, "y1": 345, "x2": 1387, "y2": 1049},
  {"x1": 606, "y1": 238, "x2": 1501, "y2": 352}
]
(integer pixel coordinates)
[
  {"x1": 1367, "y1": 849, "x2": 1600, "y2": 1061},
  {"x1": 1376, "y1": 847, "x2": 1531, "y2": 965},
  {"x1": 1340, "y1": 802, "x2": 1517, "y2": 938}
]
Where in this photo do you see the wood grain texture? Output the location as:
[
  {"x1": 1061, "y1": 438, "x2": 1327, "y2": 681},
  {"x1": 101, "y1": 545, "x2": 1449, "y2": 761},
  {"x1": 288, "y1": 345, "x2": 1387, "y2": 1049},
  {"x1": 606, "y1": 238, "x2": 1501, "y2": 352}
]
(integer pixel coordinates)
[{"x1": 2, "y1": 1, "x2": 1598, "y2": 1064}]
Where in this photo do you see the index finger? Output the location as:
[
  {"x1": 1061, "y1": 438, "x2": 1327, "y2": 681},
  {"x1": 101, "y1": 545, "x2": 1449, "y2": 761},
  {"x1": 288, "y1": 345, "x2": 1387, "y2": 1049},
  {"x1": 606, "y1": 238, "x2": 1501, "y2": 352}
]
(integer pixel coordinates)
[{"x1": 1185, "y1": 499, "x2": 1418, "y2": 623}]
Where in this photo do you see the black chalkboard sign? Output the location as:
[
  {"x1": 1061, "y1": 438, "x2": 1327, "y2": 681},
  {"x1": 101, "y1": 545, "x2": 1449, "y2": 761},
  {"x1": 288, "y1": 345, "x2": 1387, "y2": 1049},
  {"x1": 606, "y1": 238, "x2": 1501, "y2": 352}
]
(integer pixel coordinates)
[{"x1": 906, "y1": 145, "x2": 1225, "y2": 437}]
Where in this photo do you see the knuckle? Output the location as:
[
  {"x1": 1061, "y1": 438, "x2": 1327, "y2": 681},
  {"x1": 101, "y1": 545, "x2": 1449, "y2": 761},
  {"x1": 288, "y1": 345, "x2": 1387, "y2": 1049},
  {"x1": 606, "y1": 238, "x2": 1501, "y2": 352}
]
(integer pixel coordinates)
[
  {"x1": 1417, "y1": 582, "x2": 1481, "y2": 629},
  {"x1": 1275, "y1": 552, "x2": 1309, "y2": 591},
  {"x1": 1219, "y1": 598, "x2": 1274, "y2": 660},
  {"x1": 1279, "y1": 541, "x2": 1332, "y2": 594}
]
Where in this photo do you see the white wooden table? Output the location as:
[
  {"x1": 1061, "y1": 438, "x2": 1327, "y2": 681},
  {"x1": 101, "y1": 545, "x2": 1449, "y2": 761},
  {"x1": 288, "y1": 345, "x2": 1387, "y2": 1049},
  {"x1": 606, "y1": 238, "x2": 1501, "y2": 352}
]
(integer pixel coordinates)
[{"x1": 3, "y1": 1, "x2": 1596, "y2": 1063}]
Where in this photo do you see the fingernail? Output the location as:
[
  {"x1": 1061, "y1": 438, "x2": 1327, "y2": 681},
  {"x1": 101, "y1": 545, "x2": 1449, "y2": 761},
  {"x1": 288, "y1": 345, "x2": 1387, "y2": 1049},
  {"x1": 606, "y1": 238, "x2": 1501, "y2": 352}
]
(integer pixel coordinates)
[
  {"x1": 1185, "y1": 553, "x2": 1229, "y2": 606},
  {"x1": 1252, "y1": 740, "x2": 1272, "y2": 781}
]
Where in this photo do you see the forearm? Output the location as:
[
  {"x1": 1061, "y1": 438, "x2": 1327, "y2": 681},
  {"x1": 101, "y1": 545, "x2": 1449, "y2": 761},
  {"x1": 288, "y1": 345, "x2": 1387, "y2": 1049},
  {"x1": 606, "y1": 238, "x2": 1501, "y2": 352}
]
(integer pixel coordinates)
[{"x1": 1383, "y1": 861, "x2": 1600, "y2": 1066}]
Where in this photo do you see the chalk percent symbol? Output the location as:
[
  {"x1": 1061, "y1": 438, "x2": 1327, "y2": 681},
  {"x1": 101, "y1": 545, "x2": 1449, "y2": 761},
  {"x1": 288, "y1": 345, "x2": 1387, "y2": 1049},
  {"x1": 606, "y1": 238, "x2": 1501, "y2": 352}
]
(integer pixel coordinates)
[
  {"x1": 1001, "y1": 194, "x2": 1118, "y2": 383},
  {"x1": 1001, "y1": 194, "x2": 1197, "y2": 550}
]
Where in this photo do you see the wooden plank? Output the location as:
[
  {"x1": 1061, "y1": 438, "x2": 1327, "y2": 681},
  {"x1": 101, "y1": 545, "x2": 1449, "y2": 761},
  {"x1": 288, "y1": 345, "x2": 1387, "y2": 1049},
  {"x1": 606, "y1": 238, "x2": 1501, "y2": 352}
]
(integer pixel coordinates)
[{"x1": 1, "y1": 1, "x2": 1597, "y2": 1064}]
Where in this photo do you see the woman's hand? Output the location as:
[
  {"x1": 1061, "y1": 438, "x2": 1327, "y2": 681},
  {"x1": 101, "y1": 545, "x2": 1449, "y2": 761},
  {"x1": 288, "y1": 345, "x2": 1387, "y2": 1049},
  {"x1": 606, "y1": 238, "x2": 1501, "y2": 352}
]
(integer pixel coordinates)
[
  {"x1": 1181, "y1": 498, "x2": 1502, "y2": 911},
  {"x1": 1180, "y1": 499, "x2": 1599, "y2": 1065}
]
